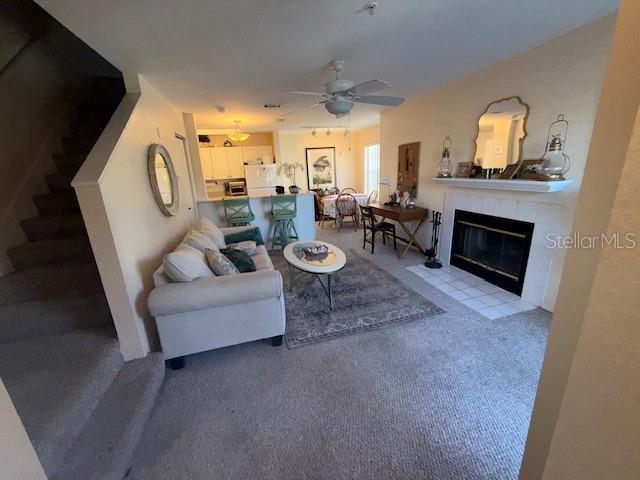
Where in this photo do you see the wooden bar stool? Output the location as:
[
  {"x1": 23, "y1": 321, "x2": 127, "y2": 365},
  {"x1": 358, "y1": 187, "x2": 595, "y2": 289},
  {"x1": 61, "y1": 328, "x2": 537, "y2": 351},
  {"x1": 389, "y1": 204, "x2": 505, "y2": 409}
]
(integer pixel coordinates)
[
  {"x1": 223, "y1": 198, "x2": 255, "y2": 226},
  {"x1": 270, "y1": 195, "x2": 299, "y2": 250}
]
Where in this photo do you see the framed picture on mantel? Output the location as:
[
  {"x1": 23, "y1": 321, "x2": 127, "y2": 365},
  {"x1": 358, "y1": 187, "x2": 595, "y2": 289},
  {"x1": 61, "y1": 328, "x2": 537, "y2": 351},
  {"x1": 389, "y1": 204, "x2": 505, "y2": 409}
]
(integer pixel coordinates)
[{"x1": 397, "y1": 142, "x2": 420, "y2": 196}]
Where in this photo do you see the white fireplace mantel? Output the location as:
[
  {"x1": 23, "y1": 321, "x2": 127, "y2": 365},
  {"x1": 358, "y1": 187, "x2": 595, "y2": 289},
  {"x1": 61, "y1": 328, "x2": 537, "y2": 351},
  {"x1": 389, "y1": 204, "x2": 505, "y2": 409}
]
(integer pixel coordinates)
[{"x1": 432, "y1": 177, "x2": 572, "y2": 193}]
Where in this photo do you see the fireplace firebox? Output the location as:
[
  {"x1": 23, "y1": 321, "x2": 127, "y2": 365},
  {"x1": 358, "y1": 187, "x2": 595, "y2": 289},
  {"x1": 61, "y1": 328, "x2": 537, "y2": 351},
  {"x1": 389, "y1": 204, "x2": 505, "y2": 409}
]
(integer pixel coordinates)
[{"x1": 450, "y1": 210, "x2": 534, "y2": 295}]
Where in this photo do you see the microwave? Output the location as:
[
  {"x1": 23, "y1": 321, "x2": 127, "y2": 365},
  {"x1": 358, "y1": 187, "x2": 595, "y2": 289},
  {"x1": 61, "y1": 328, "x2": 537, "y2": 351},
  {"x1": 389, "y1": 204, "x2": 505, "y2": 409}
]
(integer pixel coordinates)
[{"x1": 226, "y1": 180, "x2": 247, "y2": 196}]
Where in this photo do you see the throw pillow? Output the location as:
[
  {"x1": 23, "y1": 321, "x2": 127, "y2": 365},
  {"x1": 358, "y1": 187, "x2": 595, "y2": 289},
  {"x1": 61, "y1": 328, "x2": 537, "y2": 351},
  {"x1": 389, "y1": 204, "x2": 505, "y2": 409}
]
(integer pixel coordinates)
[
  {"x1": 182, "y1": 229, "x2": 219, "y2": 253},
  {"x1": 205, "y1": 248, "x2": 240, "y2": 276},
  {"x1": 195, "y1": 217, "x2": 226, "y2": 249},
  {"x1": 163, "y1": 244, "x2": 214, "y2": 282},
  {"x1": 220, "y1": 248, "x2": 256, "y2": 273},
  {"x1": 226, "y1": 240, "x2": 257, "y2": 256},
  {"x1": 223, "y1": 226, "x2": 264, "y2": 246}
]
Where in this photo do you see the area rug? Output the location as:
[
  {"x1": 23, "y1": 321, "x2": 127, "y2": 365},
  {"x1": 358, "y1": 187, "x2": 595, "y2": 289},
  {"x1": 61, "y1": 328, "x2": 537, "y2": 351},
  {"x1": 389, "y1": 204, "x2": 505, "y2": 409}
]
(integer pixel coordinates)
[{"x1": 273, "y1": 250, "x2": 444, "y2": 348}]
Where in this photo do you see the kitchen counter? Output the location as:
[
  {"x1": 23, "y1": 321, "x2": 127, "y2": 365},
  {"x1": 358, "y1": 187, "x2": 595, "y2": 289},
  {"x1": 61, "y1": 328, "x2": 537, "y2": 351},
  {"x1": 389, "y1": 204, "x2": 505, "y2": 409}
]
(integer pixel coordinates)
[
  {"x1": 204, "y1": 192, "x2": 314, "y2": 202},
  {"x1": 197, "y1": 193, "x2": 316, "y2": 244}
]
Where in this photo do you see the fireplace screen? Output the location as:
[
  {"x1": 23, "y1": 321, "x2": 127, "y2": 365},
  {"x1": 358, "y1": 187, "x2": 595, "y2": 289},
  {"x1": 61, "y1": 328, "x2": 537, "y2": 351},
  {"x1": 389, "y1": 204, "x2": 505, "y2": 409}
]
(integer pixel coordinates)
[{"x1": 450, "y1": 210, "x2": 534, "y2": 295}]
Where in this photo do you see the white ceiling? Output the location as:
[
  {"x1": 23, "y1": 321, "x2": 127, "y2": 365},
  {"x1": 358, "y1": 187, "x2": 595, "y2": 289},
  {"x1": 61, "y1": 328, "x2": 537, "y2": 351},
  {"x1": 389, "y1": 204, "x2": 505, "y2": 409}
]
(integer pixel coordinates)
[{"x1": 36, "y1": 0, "x2": 616, "y2": 132}]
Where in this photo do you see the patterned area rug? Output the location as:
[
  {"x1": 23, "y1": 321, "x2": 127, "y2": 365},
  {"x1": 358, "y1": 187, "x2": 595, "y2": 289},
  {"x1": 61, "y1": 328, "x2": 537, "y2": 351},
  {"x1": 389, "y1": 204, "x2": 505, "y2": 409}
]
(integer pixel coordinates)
[{"x1": 273, "y1": 250, "x2": 444, "y2": 348}]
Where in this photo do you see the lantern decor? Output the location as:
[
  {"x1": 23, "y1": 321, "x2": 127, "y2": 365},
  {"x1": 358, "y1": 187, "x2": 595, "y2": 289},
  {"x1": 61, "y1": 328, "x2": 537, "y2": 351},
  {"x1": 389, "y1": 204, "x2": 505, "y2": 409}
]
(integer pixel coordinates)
[
  {"x1": 538, "y1": 114, "x2": 570, "y2": 181},
  {"x1": 436, "y1": 135, "x2": 453, "y2": 178}
]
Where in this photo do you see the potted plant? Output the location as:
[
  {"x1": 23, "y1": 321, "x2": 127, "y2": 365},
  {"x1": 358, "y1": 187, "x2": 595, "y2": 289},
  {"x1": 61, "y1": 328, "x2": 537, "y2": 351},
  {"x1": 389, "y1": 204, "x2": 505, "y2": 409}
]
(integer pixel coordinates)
[{"x1": 278, "y1": 162, "x2": 304, "y2": 193}]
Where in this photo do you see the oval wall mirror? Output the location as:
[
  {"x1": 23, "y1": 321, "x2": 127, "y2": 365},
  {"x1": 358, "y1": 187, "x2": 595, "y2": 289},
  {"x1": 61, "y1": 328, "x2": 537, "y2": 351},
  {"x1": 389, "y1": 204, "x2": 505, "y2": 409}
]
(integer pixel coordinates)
[
  {"x1": 473, "y1": 96, "x2": 529, "y2": 170},
  {"x1": 148, "y1": 143, "x2": 179, "y2": 216}
]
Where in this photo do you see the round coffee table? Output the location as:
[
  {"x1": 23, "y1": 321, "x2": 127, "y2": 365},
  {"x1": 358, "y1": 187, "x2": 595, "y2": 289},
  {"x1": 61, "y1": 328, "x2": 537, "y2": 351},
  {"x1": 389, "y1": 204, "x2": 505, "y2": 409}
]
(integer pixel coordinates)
[{"x1": 283, "y1": 240, "x2": 346, "y2": 309}]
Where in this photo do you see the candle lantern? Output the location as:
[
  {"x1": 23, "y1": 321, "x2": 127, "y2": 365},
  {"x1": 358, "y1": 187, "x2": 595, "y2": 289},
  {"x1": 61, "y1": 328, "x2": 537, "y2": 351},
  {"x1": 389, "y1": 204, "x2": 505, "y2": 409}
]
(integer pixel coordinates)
[
  {"x1": 538, "y1": 114, "x2": 570, "y2": 181},
  {"x1": 436, "y1": 135, "x2": 453, "y2": 178}
]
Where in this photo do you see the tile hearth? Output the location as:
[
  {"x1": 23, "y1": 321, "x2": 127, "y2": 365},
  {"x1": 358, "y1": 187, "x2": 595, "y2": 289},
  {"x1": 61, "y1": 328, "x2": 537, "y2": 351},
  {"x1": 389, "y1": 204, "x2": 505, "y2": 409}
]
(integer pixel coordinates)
[{"x1": 407, "y1": 264, "x2": 536, "y2": 319}]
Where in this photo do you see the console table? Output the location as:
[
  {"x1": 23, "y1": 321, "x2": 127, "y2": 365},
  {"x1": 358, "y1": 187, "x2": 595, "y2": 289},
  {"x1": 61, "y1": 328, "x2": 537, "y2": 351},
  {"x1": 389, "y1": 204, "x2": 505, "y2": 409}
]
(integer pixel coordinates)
[{"x1": 369, "y1": 203, "x2": 429, "y2": 258}]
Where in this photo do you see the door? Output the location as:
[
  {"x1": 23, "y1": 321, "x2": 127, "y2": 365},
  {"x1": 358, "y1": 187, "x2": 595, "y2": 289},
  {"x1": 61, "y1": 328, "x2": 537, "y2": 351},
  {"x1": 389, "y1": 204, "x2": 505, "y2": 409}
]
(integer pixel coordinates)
[
  {"x1": 227, "y1": 147, "x2": 245, "y2": 178},
  {"x1": 211, "y1": 148, "x2": 229, "y2": 179}
]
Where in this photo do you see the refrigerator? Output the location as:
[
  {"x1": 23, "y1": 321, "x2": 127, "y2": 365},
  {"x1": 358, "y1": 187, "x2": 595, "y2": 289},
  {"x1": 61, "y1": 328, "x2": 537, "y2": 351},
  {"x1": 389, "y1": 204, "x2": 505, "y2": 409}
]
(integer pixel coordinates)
[{"x1": 244, "y1": 164, "x2": 279, "y2": 197}]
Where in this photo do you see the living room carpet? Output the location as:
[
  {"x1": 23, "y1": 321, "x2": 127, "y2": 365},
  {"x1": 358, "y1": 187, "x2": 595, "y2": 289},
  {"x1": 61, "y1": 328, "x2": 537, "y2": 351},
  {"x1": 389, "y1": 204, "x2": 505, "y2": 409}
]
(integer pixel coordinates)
[{"x1": 273, "y1": 250, "x2": 444, "y2": 348}]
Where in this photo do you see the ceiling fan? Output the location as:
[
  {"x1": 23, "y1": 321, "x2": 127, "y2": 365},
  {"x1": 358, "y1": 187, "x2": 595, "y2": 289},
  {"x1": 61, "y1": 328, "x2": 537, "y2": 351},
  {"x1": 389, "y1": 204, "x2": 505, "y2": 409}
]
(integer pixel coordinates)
[{"x1": 284, "y1": 59, "x2": 405, "y2": 118}]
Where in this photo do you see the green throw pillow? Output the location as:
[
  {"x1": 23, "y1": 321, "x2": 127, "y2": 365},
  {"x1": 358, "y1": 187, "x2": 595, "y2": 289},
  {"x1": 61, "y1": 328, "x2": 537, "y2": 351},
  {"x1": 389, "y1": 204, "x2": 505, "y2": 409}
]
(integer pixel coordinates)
[
  {"x1": 223, "y1": 227, "x2": 264, "y2": 246},
  {"x1": 220, "y1": 248, "x2": 256, "y2": 273}
]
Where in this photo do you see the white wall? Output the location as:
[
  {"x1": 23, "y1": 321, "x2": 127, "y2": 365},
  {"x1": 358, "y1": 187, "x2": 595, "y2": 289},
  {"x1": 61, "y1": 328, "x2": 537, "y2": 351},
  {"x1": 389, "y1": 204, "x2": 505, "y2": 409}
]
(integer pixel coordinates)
[
  {"x1": 276, "y1": 130, "x2": 359, "y2": 191},
  {"x1": 521, "y1": 2, "x2": 640, "y2": 477},
  {"x1": 379, "y1": 16, "x2": 615, "y2": 310},
  {"x1": 74, "y1": 75, "x2": 195, "y2": 360}
]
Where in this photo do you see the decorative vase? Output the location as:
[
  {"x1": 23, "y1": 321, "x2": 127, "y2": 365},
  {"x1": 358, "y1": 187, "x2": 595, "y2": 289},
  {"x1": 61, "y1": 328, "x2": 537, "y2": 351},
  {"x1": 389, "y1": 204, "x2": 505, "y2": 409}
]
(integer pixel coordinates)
[{"x1": 289, "y1": 185, "x2": 300, "y2": 194}]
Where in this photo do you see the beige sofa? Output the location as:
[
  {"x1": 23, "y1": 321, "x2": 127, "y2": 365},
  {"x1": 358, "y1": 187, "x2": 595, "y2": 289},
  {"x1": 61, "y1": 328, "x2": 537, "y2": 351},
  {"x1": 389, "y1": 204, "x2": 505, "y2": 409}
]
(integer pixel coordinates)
[{"x1": 148, "y1": 225, "x2": 286, "y2": 369}]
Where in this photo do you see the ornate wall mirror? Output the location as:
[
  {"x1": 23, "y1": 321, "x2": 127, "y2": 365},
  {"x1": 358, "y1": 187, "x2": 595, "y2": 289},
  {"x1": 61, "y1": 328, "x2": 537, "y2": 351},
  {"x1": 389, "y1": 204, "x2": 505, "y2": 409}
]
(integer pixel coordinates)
[
  {"x1": 473, "y1": 96, "x2": 529, "y2": 170},
  {"x1": 148, "y1": 143, "x2": 179, "y2": 216}
]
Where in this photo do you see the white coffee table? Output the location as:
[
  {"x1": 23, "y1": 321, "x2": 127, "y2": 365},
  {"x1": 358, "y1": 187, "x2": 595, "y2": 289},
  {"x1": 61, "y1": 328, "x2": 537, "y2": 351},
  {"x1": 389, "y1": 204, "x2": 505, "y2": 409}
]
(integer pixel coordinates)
[{"x1": 283, "y1": 240, "x2": 346, "y2": 309}]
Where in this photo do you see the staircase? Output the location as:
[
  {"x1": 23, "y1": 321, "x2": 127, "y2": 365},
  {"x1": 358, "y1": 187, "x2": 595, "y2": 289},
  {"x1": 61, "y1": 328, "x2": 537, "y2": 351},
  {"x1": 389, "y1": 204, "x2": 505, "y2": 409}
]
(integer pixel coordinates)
[{"x1": 0, "y1": 76, "x2": 164, "y2": 479}]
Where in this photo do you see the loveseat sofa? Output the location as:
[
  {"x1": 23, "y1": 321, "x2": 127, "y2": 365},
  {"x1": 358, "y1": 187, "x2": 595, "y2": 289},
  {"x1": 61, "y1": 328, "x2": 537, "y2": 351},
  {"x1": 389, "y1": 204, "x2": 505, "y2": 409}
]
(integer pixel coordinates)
[{"x1": 148, "y1": 222, "x2": 286, "y2": 369}]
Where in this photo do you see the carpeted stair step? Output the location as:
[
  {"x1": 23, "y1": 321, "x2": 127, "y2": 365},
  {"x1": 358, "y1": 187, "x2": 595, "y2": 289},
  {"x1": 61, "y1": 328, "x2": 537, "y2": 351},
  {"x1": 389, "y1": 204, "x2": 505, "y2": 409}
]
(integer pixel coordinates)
[
  {"x1": 0, "y1": 293, "x2": 112, "y2": 344},
  {"x1": 0, "y1": 262, "x2": 103, "y2": 307},
  {"x1": 20, "y1": 214, "x2": 87, "y2": 241},
  {"x1": 51, "y1": 353, "x2": 165, "y2": 480},
  {"x1": 0, "y1": 330, "x2": 123, "y2": 476},
  {"x1": 7, "y1": 237, "x2": 94, "y2": 270},
  {"x1": 53, "y1": 152, "x2": 87, "y2": 175},
  {"x1": 45, "y1": 173, "x2": 74, "y2": 193},
  {"x1": 33, "y1": 190, "x2": 80, "y2": 217}
]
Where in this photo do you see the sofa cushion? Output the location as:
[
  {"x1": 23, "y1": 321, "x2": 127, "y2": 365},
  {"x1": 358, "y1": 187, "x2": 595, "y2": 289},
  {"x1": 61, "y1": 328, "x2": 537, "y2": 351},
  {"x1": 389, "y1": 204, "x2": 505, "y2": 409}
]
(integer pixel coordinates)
[
  {"x1": 195, "y1": 217, "x2": 226, "y2": 249},
  {"x1": 220, "y1": 248, "x2": 256, "y2": 273},
  {"x1": 205, "y1": 249, "x2": 240, "y2": 276},
  {"x1": 182, "y1": 229, "x2": 219, "y2": 253},
  {"x1": 252, "y1": 245, "x2": 274, "y2": 272},
  {"x1": 163, "y1": 244, "x2": 214, "y2": 282},
  {"x1": 223, "y1": 226, "x2": 264, "y2": 246},
  {"x1": 226, "y1": 240, "x2": 257, "y2": 256}
]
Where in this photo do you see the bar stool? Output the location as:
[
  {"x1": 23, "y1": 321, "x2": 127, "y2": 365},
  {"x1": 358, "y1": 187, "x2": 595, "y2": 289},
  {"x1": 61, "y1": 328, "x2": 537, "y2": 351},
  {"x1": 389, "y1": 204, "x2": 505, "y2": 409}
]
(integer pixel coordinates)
[
  {"x1": 223, "y1": 198, "x2": 254, "y2": 226},
  {"x1": 270, "y1": 195, "x2": 298, "y2": 250}
]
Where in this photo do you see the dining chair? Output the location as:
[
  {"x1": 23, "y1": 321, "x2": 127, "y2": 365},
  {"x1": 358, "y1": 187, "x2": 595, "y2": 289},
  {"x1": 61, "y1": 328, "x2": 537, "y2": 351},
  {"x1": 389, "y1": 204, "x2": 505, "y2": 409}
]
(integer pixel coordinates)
[
  {"x1": 367, "y1": 189, "x2": 378, "y2": 205},
  {"x1": 359, "y1": 205, "x2": 397, "y2": 254},
  {"x1": 335, "y1": 194, "x2": 359, "y2": 231},
  {"x1": 313, "y1": 191, "x2": 333, "y2": 229},
  {"x1": 340, "y1": 187, "x2": 357, "y2": 194}
]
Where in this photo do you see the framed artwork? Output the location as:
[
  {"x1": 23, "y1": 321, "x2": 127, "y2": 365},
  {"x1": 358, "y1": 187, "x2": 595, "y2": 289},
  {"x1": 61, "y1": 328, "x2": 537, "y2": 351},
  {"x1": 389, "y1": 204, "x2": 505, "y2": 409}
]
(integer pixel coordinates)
[
  {"x1": 500, "y1": 163, "x2": 522, "y2": 179},
  {"x1": 455, "y1": 161, "x2": 473, "y2": 177},
  {"x1": 306, "y1": 147, "x2": 336, "y2": 190},
  {"x1": 397, "y1": 142, "x2": 420, "y2": 196},
  {"x1": 519, "y1": 159, "x2": 543, "y2": 179}
]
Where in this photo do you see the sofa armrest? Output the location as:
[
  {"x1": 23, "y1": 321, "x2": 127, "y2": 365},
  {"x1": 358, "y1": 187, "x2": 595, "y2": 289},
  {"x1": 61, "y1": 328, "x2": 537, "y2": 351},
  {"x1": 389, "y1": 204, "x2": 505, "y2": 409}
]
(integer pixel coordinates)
[{"x1": 148, "y1": 270, "x2": 283, "y2": 317}]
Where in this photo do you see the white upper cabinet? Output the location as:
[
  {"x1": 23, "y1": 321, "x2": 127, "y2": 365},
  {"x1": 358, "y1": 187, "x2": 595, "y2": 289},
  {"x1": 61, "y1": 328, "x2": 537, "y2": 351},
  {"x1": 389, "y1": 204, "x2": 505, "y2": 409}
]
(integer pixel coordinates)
[{"x1": 199, "y1": 145, "x2": 274, "y2": 179}]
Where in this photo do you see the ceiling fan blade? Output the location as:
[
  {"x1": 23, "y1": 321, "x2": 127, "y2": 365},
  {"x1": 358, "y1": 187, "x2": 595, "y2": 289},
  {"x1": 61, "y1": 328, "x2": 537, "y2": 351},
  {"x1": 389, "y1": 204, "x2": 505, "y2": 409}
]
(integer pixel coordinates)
[
  {"x1": 346, "y1": 79, "x2": 391, "y2": 96},
  {"x1": 354, "y1": 95, "x2": 405, "y2": 106},
  {"x1": 286, "y1": 91, "x2": 328, "y2": 97},
  {"x1": 281, "y1": 101, "x2": 327, "y2": 117}
]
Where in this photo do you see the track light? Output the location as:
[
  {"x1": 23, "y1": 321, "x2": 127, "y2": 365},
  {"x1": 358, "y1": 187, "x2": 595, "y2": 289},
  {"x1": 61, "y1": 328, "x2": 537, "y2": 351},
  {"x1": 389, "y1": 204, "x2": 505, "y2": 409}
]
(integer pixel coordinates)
[
  {"x1": 326, "y1": 128, "x2": 332, "y2": 137},
  {"x1": 343, "y1": 128, "x2": 349, "y2": 137},
  {"x1": 311, "y1": 128, "x2": 317, "y2": 137}
]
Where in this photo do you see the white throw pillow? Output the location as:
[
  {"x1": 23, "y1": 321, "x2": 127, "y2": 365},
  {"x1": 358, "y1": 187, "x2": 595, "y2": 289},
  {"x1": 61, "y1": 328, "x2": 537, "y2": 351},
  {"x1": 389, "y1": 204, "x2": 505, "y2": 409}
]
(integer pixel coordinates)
[
  {"x1": 195, "y1": 217, "x2": 226, "y2": 249},
  {"x1": 226, "y1": 240, "x2": 257, "y2": 256},
  {"x1": 182, "y1": 229, "x2": 219, "y2": 253},
  {"x1": 163, "y1": 244, "x2": 214, "y2": 282}
]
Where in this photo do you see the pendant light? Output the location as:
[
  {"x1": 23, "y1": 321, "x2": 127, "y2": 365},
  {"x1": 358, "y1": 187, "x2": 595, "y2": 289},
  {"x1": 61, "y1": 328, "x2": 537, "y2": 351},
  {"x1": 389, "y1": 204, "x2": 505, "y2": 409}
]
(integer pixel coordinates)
[{"x1": 227, "y1": 120, "x2": 250, "y2": 142}]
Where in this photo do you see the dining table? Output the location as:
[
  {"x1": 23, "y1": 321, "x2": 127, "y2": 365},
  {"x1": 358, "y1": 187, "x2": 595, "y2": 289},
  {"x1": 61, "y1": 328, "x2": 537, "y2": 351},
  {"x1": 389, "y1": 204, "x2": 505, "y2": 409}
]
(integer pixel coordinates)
[
  {"x1": 319, "y1": 193, "x2": 370, "y2": 219},
  {"x1": 368, "y1": 203, "x2": 429, "y2": 258}
]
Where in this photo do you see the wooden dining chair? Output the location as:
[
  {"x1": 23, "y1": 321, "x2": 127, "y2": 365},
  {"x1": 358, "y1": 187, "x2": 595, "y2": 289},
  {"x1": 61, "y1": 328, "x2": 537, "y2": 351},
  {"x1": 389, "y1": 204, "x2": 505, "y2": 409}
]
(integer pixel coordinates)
[
  {"x1": 335, "y1": 194, "x2": 359, "y2": 231},
  {"x1": 360, "y1": 205, "x2": 397, "y2": 253},
  {"x1": 341, "y1": 187, "x2": 357, "y2": 194},
  {"x1": 313, "y1": 191, "x2": 333, "y2": 229},
  {"x1": 367, "y1": 189, "x2": 378, "y2": 204}
]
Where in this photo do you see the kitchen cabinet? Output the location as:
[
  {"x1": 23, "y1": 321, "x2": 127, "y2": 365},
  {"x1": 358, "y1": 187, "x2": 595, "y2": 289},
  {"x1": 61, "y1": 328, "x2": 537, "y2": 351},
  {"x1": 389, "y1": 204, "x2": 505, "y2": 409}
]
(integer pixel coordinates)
[
  {"x1": 199, "y1": 145, "x2": 273, "y2": 180},
  {"x1": 199, "y1": 147, "x2": 215, "y2": 180},
  {"x1": 242, "y1": 145, "x2": 274, "y2": 164},
  {"x1": 211, "y1": 148, "x2": 230, "y2": 179},
  {"x1": 227, "y1": 147, "x2": 245, "y2": 178}
]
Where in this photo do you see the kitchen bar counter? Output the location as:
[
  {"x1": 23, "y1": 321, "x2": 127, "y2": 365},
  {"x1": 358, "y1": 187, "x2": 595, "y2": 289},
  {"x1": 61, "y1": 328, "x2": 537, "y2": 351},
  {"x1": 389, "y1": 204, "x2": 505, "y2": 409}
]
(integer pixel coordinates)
[{"x1": 197, "y1": 193, "x2": 316, "y2": 244}]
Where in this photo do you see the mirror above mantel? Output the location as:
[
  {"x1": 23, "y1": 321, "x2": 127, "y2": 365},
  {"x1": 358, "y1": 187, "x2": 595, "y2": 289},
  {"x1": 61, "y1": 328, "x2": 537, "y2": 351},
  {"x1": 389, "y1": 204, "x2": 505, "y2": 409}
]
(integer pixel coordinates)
[{"x1": 473, "y1": 96, "x2": 529, "y2": 169}]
